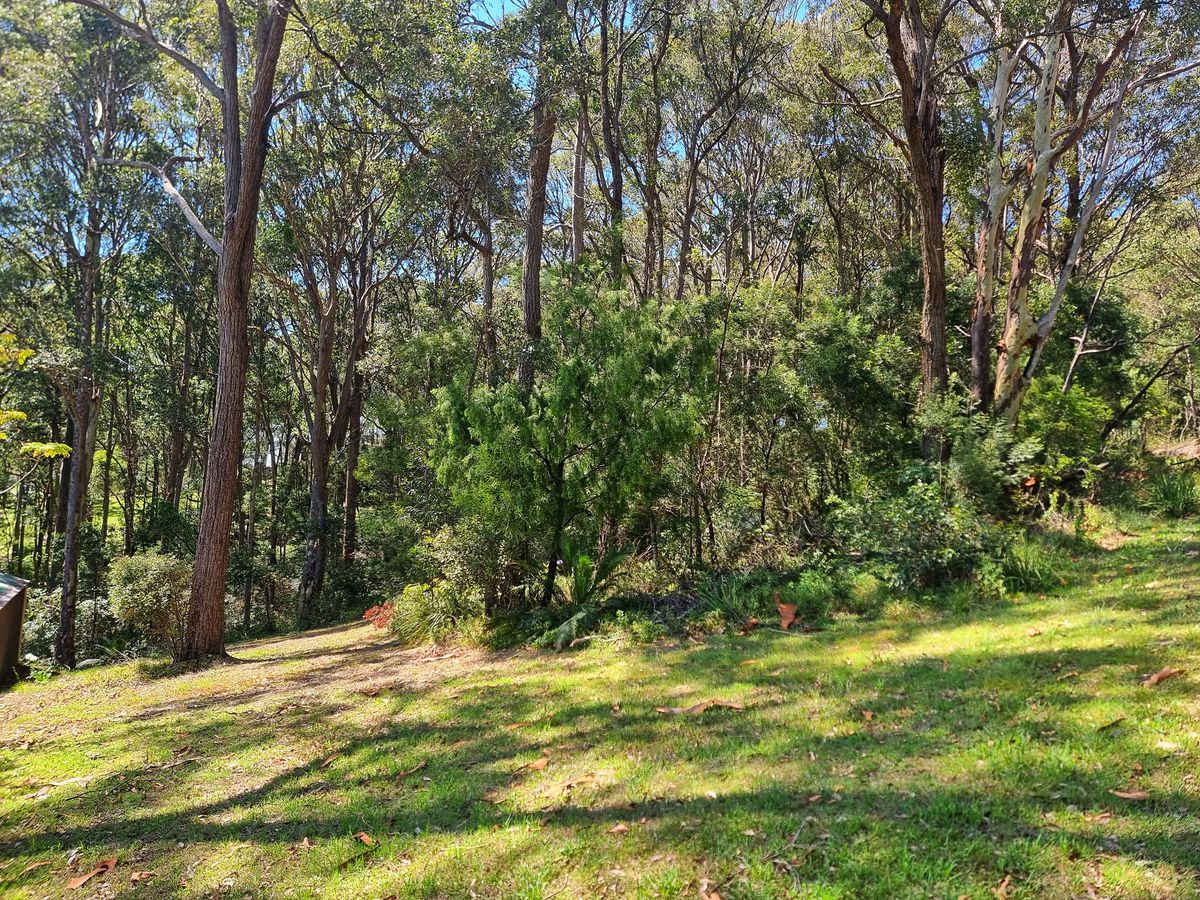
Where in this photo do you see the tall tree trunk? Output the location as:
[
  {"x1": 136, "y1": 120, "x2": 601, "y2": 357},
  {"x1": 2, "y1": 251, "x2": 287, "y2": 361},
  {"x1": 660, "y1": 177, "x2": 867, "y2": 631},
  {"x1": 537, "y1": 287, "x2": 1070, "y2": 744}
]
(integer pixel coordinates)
[
  {"x1": 518, "y1": 0, "x2": 567, "y2": 392},
  {"x1": 571, "y1": 100, "x2": 587, "y2": 264},
  {"x1": 56, "y1": 235, "x2": 102, "y2": 667},
  {"x1": 183, "y1": 0, "x2": 291, "y2": 660},
  {"x1": 297, "y1": 430, "x2": 330, "y2": 624},
  {"x1": 340, "y1": 375, "x2": 364, "y2": 565}
]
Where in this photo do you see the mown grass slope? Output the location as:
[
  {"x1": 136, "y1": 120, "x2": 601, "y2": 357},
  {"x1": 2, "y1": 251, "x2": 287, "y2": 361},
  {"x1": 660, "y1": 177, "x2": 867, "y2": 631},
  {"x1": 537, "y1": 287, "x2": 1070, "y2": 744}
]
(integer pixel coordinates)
[{"x1": 2, "y1": 515, "x2": 1198, "y2": 899}]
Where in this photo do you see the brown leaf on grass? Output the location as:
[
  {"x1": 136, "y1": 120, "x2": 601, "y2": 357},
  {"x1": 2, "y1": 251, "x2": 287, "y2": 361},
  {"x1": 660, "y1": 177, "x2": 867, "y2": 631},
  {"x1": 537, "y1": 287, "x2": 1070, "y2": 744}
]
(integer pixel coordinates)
[
  {"x1": 67, "y1": 857, "x2": 116, "y2": 890},
  {"x1": 297, "y1": 837, "x2": 315, "y2": 849},
  {"x1": 353, "y1": 831, "x2": 375, "y2": 846},
  {"x1": 20, "y1": 860, "x2": 51, "y2": 876},
  {"x1": 860, "y1": 710, "x2": 874, "y2": 721},
  {"x1": 1142, "y1": 666, "x2": 1184, "y2": 686},
  {"x1": 1027, "y1": 628, "x2": 1042, "y2": 637},
  {"x1": 1110, "y1": 788, "x2": 1150, "y2": 800},
  {"x1": 656, "y1": 699, "x2": 745, "y2": 716},
  {"x1": 129, "y1": 871, "x2": 155, "y2": 883},
  {"x1": 527, "y1": 756, "x2": 550, "y2": 771},
  {"x1": 993, "y1": 874, "x2": 1013, "y2": 898},
  {"x1": 736, "y1": 617, "x2": 759, "y2": 636},
  {"x1": 777, "y1": 597, "x2": 798, "y2": 631},
  {"x1": 1083, "y1": 811, "x2": 1113, "y2": 823},
  {"x1": 608, "y1": 822, "x2": 630, "y2": 834},
  {"x1": 504, "y1": 721, "x2": 534, "y2": 730}
]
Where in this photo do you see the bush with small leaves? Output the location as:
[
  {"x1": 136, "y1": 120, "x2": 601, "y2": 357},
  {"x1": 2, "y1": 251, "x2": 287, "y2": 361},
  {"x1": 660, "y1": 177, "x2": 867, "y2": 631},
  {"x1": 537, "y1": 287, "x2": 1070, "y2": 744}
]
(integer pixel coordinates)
[{"x1": 107, "y1": 552, "x2": 192, "y2": 657}]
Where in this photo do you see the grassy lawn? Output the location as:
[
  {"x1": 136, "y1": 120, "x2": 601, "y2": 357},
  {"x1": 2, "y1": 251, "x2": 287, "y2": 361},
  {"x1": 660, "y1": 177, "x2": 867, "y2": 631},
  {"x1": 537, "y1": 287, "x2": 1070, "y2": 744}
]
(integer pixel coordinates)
[{"x1": 2, "y1": 516, "x2": 1199, "y2": 899}]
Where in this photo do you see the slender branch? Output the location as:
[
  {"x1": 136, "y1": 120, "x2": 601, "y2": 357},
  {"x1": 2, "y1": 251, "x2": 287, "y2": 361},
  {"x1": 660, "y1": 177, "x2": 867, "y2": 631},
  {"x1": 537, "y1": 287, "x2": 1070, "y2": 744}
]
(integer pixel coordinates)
[{"x1": 97, "y1": 156, "x2": 222, "y2": 256}]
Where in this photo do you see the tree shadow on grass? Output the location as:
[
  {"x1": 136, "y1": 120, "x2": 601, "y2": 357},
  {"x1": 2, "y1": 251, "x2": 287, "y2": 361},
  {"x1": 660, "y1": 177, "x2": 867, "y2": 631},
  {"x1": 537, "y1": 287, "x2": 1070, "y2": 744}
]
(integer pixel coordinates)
[{"x1": 2, "y1": 630, "x2": 1197, "y2": 898}]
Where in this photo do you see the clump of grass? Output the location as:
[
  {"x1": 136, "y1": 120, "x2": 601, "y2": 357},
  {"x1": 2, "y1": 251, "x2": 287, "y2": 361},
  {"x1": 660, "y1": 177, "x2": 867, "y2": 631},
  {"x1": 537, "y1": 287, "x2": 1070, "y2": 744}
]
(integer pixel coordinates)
[
  {"x1": 391, "y1": 579, "x2": 482, "y2": 645},
  {"x1": 1002, "y1": 536, "x2": 1062, "y2": 592},
  {"x1": 1143, "y1": 470, "x2": 1200, "y2": 518}
]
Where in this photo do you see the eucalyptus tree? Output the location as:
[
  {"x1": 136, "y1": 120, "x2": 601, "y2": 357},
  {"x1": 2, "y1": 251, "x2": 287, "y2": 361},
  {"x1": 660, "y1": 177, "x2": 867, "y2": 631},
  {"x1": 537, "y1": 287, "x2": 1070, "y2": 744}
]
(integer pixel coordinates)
[
  {"x1": 969, "y1": 0, "x2": 1200, "y2": 421},
  {"x1": 261, "y1": 89, "x2": 413, "y2": 620}
]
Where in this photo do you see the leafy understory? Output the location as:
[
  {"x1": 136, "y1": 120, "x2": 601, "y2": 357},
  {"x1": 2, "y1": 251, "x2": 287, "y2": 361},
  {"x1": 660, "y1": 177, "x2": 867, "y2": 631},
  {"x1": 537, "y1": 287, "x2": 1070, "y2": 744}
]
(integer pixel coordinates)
[{"x1": 1, "y1": 519, "x2": 1198, "y2": 899}]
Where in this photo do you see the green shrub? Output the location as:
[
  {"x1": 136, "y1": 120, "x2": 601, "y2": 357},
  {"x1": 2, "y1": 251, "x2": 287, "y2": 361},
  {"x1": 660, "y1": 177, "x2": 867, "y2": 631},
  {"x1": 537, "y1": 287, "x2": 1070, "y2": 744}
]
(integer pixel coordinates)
[
  {"x1": 108, "y1": 552, "x2": 193, "y2": 656},
  {"x1": 831, "y1": 474, "x2": 997, "y2": 591},
  {"x1": 778, "y1": 570, "x2": 835, "y2": 620},
  {"x1": 1143, "y1": 471, "x2": 1200, "y2": 518},
  {"x1": 390, "y1": 579, "x2": 482, "y2": 646}
]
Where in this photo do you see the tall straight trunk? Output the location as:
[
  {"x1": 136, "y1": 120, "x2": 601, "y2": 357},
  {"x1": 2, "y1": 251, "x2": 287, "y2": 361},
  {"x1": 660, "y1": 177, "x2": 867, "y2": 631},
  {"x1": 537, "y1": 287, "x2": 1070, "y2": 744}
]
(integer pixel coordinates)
[
  {"x1": 100, "y1": 391, "x2": 115, "y2": 540},
  {"x1": 341, "y1": 375, "x2": 364, "y2": 565},
  {"x1": 183, "y1": 0, "x2": 292, "y2": 660},
  {"x1": 121, "y1": 376, "x2": 137, "y2": 555},
  {"x1": 866, "y1": 0, "x2": 951, "y2": 453},
  {"x1": 675, "y1": 164, "x2": 700, "y2": 303},
  {"x1": 165, "y1": 314, "x2": 192, "y2": 507},
  {"x1": 518, "y1": 0, "x2": 567, "y2": 392},
  {"x1": 598, "y1": 0, "x2": 624, "y2": 283},
  {"x1": 297, "y1": 429, "x2": 330, "y2": 624},
  {"x1": 56, "y1": 235, "x2": 103, "y2": 667},
  {"x1": 571, "y1": 101, "x2": 587, "y2": 264}
]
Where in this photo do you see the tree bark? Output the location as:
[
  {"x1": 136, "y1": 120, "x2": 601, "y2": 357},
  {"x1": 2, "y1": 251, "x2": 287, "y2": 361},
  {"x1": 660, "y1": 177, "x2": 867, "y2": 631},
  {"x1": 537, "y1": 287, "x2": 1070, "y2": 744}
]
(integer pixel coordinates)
[
  {"x1": 183, "y1": 0, "x2": 292, "y2": 660},
  {"x1": 518, "y1": 0, "x2": 567, "y2": 392}
]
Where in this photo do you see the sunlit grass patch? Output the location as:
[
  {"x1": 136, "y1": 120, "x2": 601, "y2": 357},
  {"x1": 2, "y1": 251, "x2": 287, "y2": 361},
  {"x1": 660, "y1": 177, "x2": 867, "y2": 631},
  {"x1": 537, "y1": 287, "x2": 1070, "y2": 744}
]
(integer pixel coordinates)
[{"x1": 1, "y1": 520, "x2": 1199, "y2": 898}]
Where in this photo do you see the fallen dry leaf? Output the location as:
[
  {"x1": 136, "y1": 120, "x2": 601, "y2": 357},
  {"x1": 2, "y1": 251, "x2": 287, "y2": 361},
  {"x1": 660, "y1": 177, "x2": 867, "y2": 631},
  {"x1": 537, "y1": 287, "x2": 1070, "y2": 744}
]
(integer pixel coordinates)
[
  {"x1": 129, "y1": 871, "x2": 155, "y2": 883},
  {"x1": 527, "y1": 756, "x2": 551, "y2": 771},
  {"x1": 608, "y1": 822, "x2": 630, "y2": 834},
  {"x1": 504, "y1": 721, "x2": 533, "y2": 730},
  {"x1": 777, "y1": 596, "x2": 798, "y2": 631},
  {"x1": 861, "y1": 710, "x2": 874, "y2": 721},
  {"x1": 994, "y1": 874, "x2": 1013, "y2": 898},
  {"x1": 1027, "y1": 628, "x2": 1042, "y2": 637},
  {"x1": 1142, "y1": 666, "x2": 1184, "y2": 686},
  {"x1": 353, "y1": 831, "x2": 375, "y2": 846},
  {"x1": 736, "y1": 617, "x2": 759, "y2": 636},
  {"x1": 1110, "y1": 789, "x2": 1150, "y2": 800},
  {"x1": 20, "y1": 860, "x2": 51, "y2": 876},
  {"x1": 67, "y1": 857, "x2": 116, "y2": 890}
]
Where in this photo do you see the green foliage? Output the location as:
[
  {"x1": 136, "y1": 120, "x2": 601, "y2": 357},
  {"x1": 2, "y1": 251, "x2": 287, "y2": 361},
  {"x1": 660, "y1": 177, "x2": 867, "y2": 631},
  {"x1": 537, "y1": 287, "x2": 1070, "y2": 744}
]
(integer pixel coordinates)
[
  {"x1": 19, "y1": 440, "x2": 70, "y2": 459},
  {"x1": 107, "y1": 552, "x2": 193, "y2": 656},
  {"x1": 831, "y1": 472, "x2": 998, "y2": 592},
  {"x1": 1020, "y1": 377, "x2": 1112, "y2": 487},
  {"x1": 1002, "y1": 536, "x2": 1063, "y2": 593},
  {"x1": 1142, "y1": 469, "x2": 1200, "y2": 518},
  {"x1": 433, "y1": 271, "x2": 702, "y2": 602},
  {"x1": 778, "y1": 570, "x2": 836, "y2": 620},
  {"x1": 389, "y1": 579, "x2": 482, "y2": 646},
  {"x1": 550, "y1": 540, "x2": 633, "y2": 651}
]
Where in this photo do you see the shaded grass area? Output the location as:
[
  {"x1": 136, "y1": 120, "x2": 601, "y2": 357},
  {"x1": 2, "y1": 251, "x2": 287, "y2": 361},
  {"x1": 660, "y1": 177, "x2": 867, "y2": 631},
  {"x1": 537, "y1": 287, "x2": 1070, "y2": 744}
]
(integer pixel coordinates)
[{"x1": 2, "y1": 516, "x2": 1199, "y2": 898}]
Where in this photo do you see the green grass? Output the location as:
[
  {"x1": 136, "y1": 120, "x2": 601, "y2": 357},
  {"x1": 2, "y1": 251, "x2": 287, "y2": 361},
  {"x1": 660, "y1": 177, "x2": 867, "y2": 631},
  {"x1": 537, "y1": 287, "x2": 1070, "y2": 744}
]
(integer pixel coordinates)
[{"x1": 2, "y1": 515, "x2": 1199, "y2": 898}]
